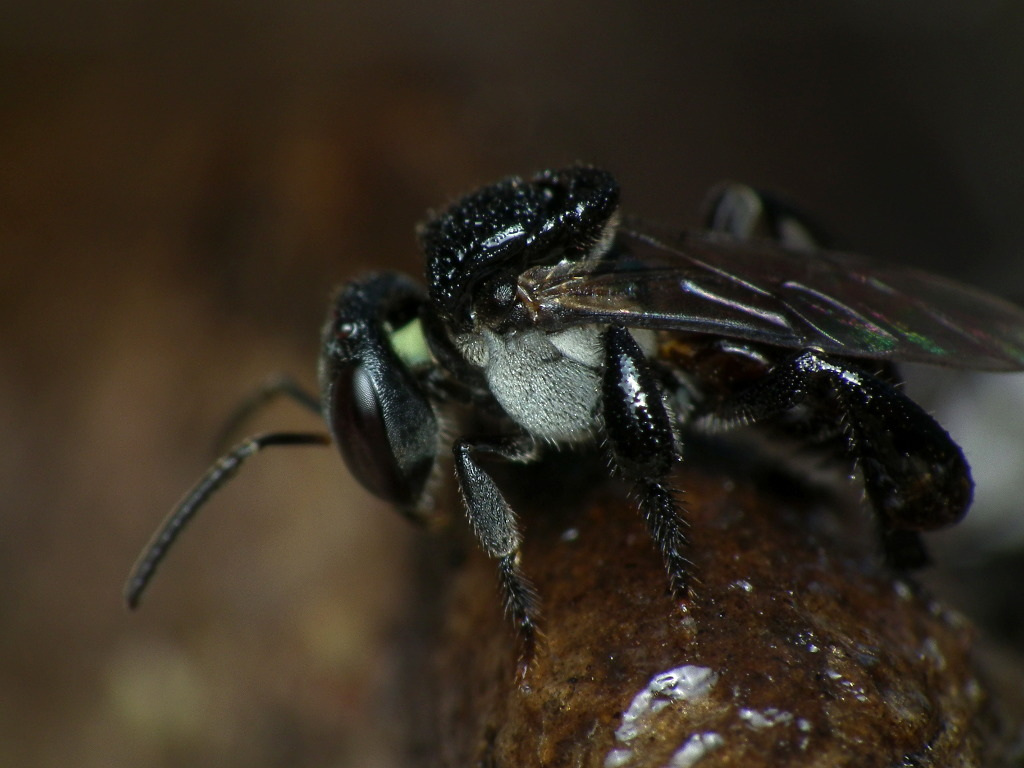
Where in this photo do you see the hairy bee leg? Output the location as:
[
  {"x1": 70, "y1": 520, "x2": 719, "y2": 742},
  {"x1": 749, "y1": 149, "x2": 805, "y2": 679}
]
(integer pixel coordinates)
[
  {"x1": 707, "y1": 349, "x2": 972, "y2": 568},
  {"x1": 497, "y1": 552, "x2": 541, "y2": 680},
  {"x1": 452, "y1": 435, "x2": 541, "y2": 662},
  {"x1": 601, "y1": 326, "x2": 690, "y2": 598},
  {"x1": 213, "y1": 374, "x2": 322, "y2": 453},
  {"x1": 125, "y1": 431, "x2": 332, "y2": 609}
]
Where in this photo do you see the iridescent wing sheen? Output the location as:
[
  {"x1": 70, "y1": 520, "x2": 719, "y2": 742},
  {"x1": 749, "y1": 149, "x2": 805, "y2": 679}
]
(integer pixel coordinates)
[{"x1": 517, "y1": 229, "x2": 1024, "y2": 371}]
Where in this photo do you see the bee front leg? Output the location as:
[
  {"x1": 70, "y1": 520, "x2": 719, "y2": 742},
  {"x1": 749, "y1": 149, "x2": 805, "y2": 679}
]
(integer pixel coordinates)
[
  {"x1": 706, "y1": 349, "x2": 973, "y2": 569},
  {"x1": 452, "y1": 435, "x2": 541, "y2": 664},
  {"x1": 601, "y1": 326, "x2": 690, "y2": 599}
]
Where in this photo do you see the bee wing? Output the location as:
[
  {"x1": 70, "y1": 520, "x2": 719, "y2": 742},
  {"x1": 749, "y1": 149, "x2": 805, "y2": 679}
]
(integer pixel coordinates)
[{"x1": 519, "y1": 229, "x2": 1024, "y2": 371}]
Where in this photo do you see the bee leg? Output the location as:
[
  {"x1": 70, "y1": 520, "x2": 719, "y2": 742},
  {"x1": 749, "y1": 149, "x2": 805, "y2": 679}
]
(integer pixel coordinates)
[
  {"x1": 452, "y1": 435, "x2": 542, "y2": 666},
  {"x1": 601, "y1": 326, "x2": 690, "y2": 598},
  {"x1": 709, "y1": 349, "x2": 973, "y2": 569},
  {"x1": 702, "y1": 182, "x2": 827, "y2": 251}
]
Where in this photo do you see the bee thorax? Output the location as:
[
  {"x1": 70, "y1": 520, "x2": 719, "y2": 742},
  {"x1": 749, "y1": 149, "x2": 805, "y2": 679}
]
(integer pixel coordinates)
[{"x1": 458, "y1": 326, "x2": 604, "y2": 443}]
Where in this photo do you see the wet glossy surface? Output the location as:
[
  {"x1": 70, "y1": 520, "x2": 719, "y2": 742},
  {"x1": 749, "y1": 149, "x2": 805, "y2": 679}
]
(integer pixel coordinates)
[{"x1": 403, "y1": 453, "x2": 1017, "y2": 766}]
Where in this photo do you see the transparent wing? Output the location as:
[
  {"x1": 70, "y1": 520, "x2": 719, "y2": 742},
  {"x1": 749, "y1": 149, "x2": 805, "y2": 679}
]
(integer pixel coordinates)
[{"x1": 518, "y1": 229, "x2": 1024, "y2": 371}]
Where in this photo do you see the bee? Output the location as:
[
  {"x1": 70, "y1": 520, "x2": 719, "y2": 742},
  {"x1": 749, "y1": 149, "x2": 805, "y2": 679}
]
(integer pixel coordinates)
[{"x1": 126, "y1": 167, "x2": 1024, "y2": 659}]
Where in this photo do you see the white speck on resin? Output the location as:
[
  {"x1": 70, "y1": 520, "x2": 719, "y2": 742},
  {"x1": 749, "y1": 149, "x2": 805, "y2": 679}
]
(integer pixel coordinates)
[
  {"x1": 667, "y1": 732, "x2": 725, "y2": 767},
  {"x1": 920, "y1": 637, "x2": 946, "y2": 671},
  {"x1": 604, "y1": 665, "x2": 717, "y2": 768},
  {"x1": 893, "y1": 580, "x2": 914, "y2": 600},
  {"x1": 825, "y1": 667, "x2": 869, "y2": 703},
  {"x1": 796, "y1": 717, "x2": 813, "y2": 750},
  {"x1": 603, "y1": 748, "x2": 632, "y2": 768},
  {"x1": 738, "y1": 707, "x2": 793, "y2": 729}
]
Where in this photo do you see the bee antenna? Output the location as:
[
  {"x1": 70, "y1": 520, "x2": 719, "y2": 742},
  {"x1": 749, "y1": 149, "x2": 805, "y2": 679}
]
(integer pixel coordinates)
[{"x1": 124, "y1": 431, "x2": 331, "y2": 609}]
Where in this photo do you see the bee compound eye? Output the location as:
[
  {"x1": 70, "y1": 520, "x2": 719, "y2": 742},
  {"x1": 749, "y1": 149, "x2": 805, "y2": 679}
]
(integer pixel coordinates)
[{"x1": 328, "y1": 361, "x2": 436, "y2": 508}]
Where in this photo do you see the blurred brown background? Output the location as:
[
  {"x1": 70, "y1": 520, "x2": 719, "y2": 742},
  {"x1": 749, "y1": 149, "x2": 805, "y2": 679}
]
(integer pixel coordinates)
[{"x1": 3, "y1": 3, "x2": 1024, "y2": 766}]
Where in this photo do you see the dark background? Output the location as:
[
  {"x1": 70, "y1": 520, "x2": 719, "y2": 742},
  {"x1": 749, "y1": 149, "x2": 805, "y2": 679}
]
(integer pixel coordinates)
[{"x1": 3, "y1": 3, "x2": 1024, "y2": 766}]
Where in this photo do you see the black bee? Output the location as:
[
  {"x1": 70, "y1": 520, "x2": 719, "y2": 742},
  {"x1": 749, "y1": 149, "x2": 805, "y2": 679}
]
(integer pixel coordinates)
[{"x1": 126, "y1": 167, "x2": 1024, "y2": 659}]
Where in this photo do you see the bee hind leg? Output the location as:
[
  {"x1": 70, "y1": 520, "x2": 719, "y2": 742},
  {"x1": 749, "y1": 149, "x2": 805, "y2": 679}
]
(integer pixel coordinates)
[
  {"x1": 705, "y1": 349, "x2": 973, "y2": 569},
  {"x1": 601, "y1": 325, "x2": 691, "y2": 598}
]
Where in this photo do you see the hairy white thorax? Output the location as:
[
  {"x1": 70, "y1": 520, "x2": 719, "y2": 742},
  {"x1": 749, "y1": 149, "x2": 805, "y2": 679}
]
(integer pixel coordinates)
[{"x1": 456, "y1": 325, "x2": 605, "y2": 443}]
